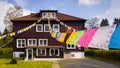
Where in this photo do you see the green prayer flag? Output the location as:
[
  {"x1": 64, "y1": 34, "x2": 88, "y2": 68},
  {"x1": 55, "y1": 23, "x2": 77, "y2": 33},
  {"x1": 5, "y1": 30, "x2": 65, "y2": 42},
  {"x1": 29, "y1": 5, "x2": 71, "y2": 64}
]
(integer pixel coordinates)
[{"x1": 70, "y1": 30, "x2": 85, "y2": 45}]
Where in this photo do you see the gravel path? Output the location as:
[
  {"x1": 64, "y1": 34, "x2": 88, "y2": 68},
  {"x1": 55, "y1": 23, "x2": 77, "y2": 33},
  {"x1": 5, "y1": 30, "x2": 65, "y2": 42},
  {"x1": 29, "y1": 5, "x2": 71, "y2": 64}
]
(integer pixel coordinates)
[
  {"x1": 59, "y1": 58, "x2": 120, "y2": 68},
  {"x1": 52, "y1": 61, "x2": 60, "y2": 68}
]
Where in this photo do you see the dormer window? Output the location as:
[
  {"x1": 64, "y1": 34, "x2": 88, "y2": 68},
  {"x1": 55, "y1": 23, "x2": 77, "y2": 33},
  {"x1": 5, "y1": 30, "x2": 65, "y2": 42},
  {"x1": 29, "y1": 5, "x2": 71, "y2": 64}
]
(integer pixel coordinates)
[
  {"x1": 42, "y1": 12, "x2": 56, "y2": 18},
  {"x1": 40, "y1": 10, "x2": 57, "y2": 19}
]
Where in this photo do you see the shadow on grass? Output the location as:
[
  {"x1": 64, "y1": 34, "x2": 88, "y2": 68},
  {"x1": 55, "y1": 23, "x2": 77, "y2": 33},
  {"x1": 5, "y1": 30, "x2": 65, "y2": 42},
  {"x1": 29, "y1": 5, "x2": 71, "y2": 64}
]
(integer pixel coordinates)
[{"x1": 4, "y1": 63, "x2": 17, "y2": 65}]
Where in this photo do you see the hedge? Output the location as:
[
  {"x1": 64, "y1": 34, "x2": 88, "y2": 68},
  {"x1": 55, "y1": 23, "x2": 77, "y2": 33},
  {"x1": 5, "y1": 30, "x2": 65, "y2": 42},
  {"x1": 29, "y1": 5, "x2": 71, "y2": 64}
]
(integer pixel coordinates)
[
  {"x1": 85, "y1": 49, "x2": 120, "y2": 61},
  {"x1": 0, "y1": 48, "x2": 13, "y2": 59}
]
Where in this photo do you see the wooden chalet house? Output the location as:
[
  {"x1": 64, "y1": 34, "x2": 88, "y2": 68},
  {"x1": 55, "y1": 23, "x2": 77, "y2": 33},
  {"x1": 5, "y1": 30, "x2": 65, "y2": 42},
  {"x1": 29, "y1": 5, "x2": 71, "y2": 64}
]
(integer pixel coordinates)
[{"x1": 11, "y1": 10, "x2": 86, "y2": 60}]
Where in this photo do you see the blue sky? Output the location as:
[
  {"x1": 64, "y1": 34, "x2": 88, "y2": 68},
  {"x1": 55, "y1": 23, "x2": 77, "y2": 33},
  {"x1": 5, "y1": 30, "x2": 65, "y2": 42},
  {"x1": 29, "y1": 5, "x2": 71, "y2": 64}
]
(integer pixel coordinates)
[{"x1": 7, "y1": 0, "x2": 111, "y2": 19}]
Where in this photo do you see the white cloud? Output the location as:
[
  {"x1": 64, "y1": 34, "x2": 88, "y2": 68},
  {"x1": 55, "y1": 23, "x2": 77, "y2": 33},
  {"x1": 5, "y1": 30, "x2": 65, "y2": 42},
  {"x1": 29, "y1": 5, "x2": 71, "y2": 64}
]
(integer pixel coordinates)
[
  {"x1": 14, "y1": 0, "x2": 28, "y2": 7},
  {"x1": 0, "y1": 1, "x2": 14, "y2": 32},
  {"x1": 23, "y1": 9, "x2": 32, "y2": 16},
  {"x1": 102, "y1": 0, "x2": 120, "y2": 25},
  {"x1": 78, "y1": 0, "x2": 102, "y2": 6}
]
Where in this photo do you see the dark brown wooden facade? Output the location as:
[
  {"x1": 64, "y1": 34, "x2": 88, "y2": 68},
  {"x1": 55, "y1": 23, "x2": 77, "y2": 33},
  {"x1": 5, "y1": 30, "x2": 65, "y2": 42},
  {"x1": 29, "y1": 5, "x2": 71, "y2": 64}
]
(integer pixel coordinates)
[{"x1": 12, "y1": 10, "x2": 86, "y2": 59}]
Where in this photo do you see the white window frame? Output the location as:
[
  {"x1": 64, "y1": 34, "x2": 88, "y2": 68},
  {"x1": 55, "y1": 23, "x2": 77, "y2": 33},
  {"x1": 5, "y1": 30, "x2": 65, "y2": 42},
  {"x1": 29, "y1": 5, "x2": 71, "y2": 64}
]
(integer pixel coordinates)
[
  {"x1": 17, "y1": 39, "x2": 26, "y2": 48},
  {"x1": 36, "y1": 24, "x2": 43, "y2": 32},
  {"x1": 53, "y1": 24, "x2": 60, "y2": 32},
  {"x1": 38, "y1": 39, "x2": 48, "y2": 46},
  {"x1": 66, "y1": 44, "x2": 76, "y2": 49},
  {"x1": 49, "y1": 49, "x2": 59, "y2": 56},
  {"x1": 28, "y1": 39, "x2": 37, "y2": 46},
  {"x1": 36, "y1": 48, "x2": 46, "y2": 56},
  {"x1": 42, "y1": 12, "x2": 46, "y2": 18},
  {"x1": 44, "y1": 24, "x2": 50, "y2": 32}
]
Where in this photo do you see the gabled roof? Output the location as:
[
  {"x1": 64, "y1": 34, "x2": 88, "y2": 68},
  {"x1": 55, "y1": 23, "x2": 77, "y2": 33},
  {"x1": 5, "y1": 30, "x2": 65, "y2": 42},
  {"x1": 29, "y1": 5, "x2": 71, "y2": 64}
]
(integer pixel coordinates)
[{"x1": 11, "y1": 12, "x2": 86, "y2": 22}]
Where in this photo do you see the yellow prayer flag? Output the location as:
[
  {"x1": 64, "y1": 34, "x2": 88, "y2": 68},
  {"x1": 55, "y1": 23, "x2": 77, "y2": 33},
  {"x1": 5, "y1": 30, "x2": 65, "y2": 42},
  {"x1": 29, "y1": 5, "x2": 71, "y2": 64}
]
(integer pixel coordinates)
[
  {"x1": 50, "y1": 30, "x2": 52, "y2": 34},
  {"x1": 60, "y1": 22, "x2": 63, "y2": 25},
  {"x1": 52, "y1": 32, "x2": 57, "y2": 38},
  {"x1": 10, "y1": 32, "x2": 16, "y2": 36},
  {"x1": 68, "y1": 26, "x2": 71, "y2": 30},
  {"x1": 66, "y1": 32, "x2": 77, "y2": 44},
  {"x1": 0, "y1": 36, "x2": 2, "y2": 39},
  {"x1": 26, "y1": 27, "x2": 29, "y2": 31},
  {"x1": 33, "y1": 23, "x2": 36, "y2": 26},
  {"x1": 23, "y1": 28, "x2": 26, "y2": 31},
  {"x1": 24, "y1": 27, "x2": 29, "y2": 31},
  {"x1": 59, "y1": 33, "x2": 67, "y2": 42}
]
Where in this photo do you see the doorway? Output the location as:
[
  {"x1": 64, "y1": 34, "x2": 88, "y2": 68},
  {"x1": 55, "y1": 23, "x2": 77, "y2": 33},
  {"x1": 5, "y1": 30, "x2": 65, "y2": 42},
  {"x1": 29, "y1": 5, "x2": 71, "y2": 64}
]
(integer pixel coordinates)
[{"x1": 27, "y1": 49, "x2": 33, "y2": 60}]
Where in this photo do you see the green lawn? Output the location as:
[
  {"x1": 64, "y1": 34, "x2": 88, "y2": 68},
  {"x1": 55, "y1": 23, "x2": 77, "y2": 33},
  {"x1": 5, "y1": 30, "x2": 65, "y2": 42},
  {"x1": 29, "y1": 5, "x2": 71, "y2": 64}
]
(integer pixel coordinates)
[{"x1": 0, "y1": 59, "x2": 52, "y2": 68}]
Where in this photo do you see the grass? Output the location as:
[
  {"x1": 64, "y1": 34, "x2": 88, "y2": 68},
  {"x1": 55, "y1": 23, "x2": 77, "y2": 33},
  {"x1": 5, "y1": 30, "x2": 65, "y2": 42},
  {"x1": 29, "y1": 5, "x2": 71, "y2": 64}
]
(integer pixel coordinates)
[
  {"x1": 0, "y1": 59, "x2": 52, "y2": 68},
  {"x1": 0, "y1": 48, "x2": 52, "y2": 68}
]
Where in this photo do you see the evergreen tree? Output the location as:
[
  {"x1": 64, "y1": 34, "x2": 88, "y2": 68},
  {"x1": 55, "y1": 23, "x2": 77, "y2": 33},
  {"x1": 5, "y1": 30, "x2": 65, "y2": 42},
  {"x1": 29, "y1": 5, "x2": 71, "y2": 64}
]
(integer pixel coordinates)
[
  {"x1": 113, "y1": 18, "x2": 120, "y2": 24},
  {"x1": 100, "y1": 18, "x2": 109, "y2": 27},
  {"x1": 113, "y1": 18, "x2": 118, "y2": 24}
]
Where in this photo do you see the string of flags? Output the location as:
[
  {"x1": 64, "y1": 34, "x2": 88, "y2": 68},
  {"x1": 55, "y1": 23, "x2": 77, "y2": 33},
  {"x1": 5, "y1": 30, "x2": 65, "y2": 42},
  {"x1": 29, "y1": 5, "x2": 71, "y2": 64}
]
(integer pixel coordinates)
[
  {"x1": 1, "y1": 16, "x2": 120, "y2": 50},
  {"x1": 17, "y1": 23, "x2": 36, "y2": 34},
  {"x1": 55, "y1": 18, "x2": 76, "y2": 31},
  {"x1": 0, "y1": 22, "x2": 37, "y2": 40}
]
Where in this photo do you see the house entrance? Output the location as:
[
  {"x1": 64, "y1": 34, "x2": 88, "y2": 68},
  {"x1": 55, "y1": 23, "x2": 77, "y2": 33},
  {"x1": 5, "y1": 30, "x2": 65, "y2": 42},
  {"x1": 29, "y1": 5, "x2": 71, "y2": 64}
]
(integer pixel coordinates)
[{"x1": 28, "y1": 49, "x2": 33, "y2": 60}]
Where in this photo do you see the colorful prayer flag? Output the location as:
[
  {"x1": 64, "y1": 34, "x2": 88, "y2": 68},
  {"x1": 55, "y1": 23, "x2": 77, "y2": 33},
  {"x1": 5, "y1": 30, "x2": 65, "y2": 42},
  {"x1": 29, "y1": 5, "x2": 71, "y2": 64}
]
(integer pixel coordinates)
[
  {"x1": 88, "y1": 25, "x2": 116, "y2": 50},
  {"x1": 76, "y1": 28, "x2": 98, "y2": 48},
  {"x1": 70, "y1": 30, "x2": 85, "y2": 45},
  {"x1": 66, "y1": 32, "x2": 77, "y2": 44},
  {"x1": 108, "y1": 24, "x2": 120, "y2": 49}
]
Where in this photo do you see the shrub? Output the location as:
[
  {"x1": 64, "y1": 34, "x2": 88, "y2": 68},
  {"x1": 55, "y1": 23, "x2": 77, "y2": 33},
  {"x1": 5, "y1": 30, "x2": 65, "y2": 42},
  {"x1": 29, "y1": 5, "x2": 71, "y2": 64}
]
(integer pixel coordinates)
[
  {"x1": 85, "y1": 49, "x2": 120, "y2": 61},
  {"x1": 0, "y1": 48, "x2": 13, "y2": 59},
  {"x1": 0, "y1": 50, "x2": 2, "y2": 55},
  {"x1": 9, "y1": 58, "x2": 17, "y2": 64}
]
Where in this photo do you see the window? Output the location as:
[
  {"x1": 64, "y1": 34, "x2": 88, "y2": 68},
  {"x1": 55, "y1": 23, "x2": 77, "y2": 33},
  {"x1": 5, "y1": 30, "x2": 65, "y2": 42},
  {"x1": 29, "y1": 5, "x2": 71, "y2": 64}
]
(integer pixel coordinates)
[
  {"x1": 28, "y1": 39, "x2": 37, "y2": 46},
  {"x1": 36, "y1": 24, "x2": 43, "y2": 32},
  {"x1": 17, "y1": 39, "x2": 26, "y2": 48},
  {"x1": 44, "y1": 24, "x2": 50, "y2": 32},
  {"x1": 53, "y1": 24, "x2": 59, "y2": 32},
  {"x1": 39, "y1": 39, "x2": 48, "y2": 46},
  {"x1": 50, "y1": 49, "x2": 59, "y2": 56},
  {"x1": 36, "y1": 49, "x2": 46, "y2": 56},
  {"x1": 66, "y1": 44, "x2": 76, "y2": 49},
  {"x1": 42, "y1": 12, "x2": 56, "y2": 18}
]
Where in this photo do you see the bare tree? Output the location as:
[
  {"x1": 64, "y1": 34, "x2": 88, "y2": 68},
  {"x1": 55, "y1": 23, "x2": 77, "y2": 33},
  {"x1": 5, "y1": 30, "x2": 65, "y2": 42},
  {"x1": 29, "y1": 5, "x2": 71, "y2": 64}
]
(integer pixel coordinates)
[
  {"x1": 85, "y1": 17, "x2": 100, "y2": 29},
  {"x1": 4, "y1": 6, "x2": 23, "y2": 32}
]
